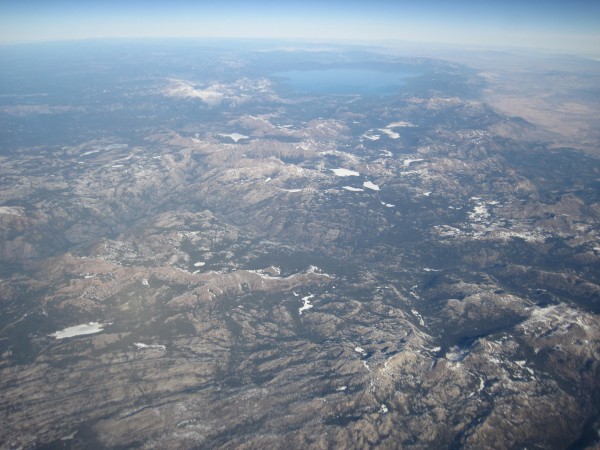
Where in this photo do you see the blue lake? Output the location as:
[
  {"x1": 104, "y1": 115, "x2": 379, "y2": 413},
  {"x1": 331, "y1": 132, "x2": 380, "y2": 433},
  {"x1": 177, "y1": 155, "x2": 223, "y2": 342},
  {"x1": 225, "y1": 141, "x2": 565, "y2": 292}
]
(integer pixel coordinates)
[{"x1": 273, "y1": 68, "x2": 414, "y2": 95}]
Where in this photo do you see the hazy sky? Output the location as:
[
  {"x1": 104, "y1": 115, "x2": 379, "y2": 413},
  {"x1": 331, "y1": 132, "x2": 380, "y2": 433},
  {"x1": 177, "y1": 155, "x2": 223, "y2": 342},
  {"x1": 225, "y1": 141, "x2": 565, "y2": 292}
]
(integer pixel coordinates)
[{"x1": 1, "y1": 0, "x2": 599, "y2": 55}]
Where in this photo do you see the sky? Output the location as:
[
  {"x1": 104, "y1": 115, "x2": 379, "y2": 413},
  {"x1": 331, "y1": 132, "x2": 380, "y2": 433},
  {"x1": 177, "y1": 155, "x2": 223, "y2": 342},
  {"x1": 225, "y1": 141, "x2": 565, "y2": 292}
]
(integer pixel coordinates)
[{"x1": 1, "y1": 0, "x2": 599, "y2": 55}]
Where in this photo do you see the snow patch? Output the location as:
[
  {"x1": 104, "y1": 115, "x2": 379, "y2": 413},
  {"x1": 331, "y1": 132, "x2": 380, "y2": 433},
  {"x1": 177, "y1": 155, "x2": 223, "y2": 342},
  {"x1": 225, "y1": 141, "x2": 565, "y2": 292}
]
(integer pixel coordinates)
[
  {"x1": 343, "y1": 186, "x2": 364, "y2": 192},
  {"x1": 403, "y1": 158, "x2": 424, "y2": 167},
  {"x1": 363, "y1": 133, "x2": 381, "y2": 141},
  {"x1": 134, "y1": 342, "x2": 166, "y2": 351},
  {"x1": 164, "y1": 80, "x2": 225, "y2": 105},
  {"x1": 387, "y1": 121, "x2": 416, "y2": 128},
  {"x1": 363, "y1": 181, "x2": 380, "y2": 191},
  {"x1": 307, "y1": 265, "x2": 333, "y2": 278},
  {"x1": 299, "y1": 294, "x2": 315, "y2": 315},
  {"x1": 218, "y1": 133, "x2": 249, "y2": 143},
  {"x1": 379, "y1": 128, "x2": 400, "y2": 139},
  {"x1": 51, "y1": 322, "x2": 107, "y2": 339},
  {"x1": 331, "y1": 168, "x2": 360, "y2": 177},
  {"x1": 60, "y1": 431, "x2": 77, "y2": 441},
  {"x1": 411, "y1": 309, "x2": 425, "y2": 327},
  {"x1": 0, "y1": 206, "x2": 23, "y2": 216},
  {"x1": 446, "y1": 346, "x2": 469, "y2": 362},
  {"x1": 469, "y1": 202, "x2": 490, "y2": 222}
]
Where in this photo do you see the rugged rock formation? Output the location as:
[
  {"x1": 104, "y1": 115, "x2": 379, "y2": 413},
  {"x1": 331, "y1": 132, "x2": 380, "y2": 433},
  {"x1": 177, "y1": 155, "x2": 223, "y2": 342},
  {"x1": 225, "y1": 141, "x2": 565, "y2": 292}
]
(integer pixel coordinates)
[{"x1": 0, "y1": 41, "x2": 599, "y2": 449}]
